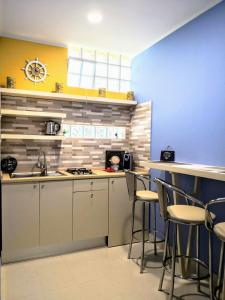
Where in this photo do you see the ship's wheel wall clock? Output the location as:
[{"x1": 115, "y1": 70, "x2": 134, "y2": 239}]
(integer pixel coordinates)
[{"x1": 22, "y1": 58, "x2": 49, "y2": 84}]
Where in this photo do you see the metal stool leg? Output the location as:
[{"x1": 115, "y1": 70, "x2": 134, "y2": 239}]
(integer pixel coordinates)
[
  {"x1": 209, "y1": 231, "x2": 214, "y2": 300},
  {"x1": 159, "y1": 220, "x2": 170, "y2": 291},
  {"x1": 222, "y1": 265, "x2": 225, "y2": 300},
  {"x1": 169, "y1": 223, "x2": 177, "y2": 300},
  {"x1": 153, "y1": 201, "x2": 157, "y2": 255},
  {"x1": 217, "y1": 241, "x2": 225, "y2": 299},
  {"x1": 128, "y1": 200, "x2": 136, "y2": 259},
  {"x1": 148, "y1": 202, "x2": 151, "y2": 243},
  {"x1": 140, "y1": 201, "x2": 146, "y2": 273},
  {"x1": 196, "y1": 225, "x2": 200, "y2": 292}
]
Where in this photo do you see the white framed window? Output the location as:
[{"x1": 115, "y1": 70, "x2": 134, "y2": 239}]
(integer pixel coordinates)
[
  {"x1": 67, "y1": 47, "x2": 132, "y2": 93},
  {"x1": 62, "y1": 124, "x2": 126, "y2": 140}
]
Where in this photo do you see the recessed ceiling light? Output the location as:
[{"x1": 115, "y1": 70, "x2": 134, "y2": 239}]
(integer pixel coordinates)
[{"x1": 87, "y1": 10, "x2": 103, "y2": 24}]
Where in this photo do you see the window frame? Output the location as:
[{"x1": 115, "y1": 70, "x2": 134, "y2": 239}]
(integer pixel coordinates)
[{"x1": 67, "y1": 48, "x2": 131, "y2": 92}]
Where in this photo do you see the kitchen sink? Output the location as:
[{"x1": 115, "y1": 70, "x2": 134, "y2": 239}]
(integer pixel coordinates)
[
  {"x1": 47, "y1": 171, "x2": 64, "y2": 177},
  {"x1": 11, "y1": 171, "x2": 64, "y2": 178}
]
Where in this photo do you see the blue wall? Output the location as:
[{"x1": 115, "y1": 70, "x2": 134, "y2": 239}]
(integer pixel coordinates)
[{"x1": 132, "y1": 1, "x2": 225, "y2": 268}]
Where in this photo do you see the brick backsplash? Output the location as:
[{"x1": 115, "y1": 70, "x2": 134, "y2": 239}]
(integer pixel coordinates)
[
  {"x1": 130, "y1": 102, "x2": 151, "y2": 168},
  {"x1": 1, "y1": 95, "x2": 151, "y2": 171}
]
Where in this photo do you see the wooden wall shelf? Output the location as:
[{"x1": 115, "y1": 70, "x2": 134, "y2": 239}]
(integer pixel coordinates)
[
  {"x1": 1, "y1": 109, "x2": 66, "y2": 119},
  {"x1": 0, "y1": 88, "x2": 137, "y2": 106},
  {"x1": 1, "y1": 134, "x2": 65, "y2": 141}
]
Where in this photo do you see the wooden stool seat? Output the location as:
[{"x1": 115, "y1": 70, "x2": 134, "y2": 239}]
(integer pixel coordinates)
[
  {"x1": 167, "y1": 205, "x2": 215, "y2": 224},
  {"x1": 136, "y1": 190, "x2": 158, "y2": 201},
  {"x1": 214, "y1": 222, "x2": 225, "y2": 242}
]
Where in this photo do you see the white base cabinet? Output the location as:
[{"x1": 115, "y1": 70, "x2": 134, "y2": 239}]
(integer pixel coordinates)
[
  {"x1": 73, "y1": 178, "x2": 108, "y2": 241},
  {"x1": 40, "y1": 181, "x2": 73, "y2": 246},
  {"x1": 108, "y1": 177, "x2": 145, "y2": 247},
  {"x1": 2, "y1": 183, "x2": 39, "y2": 256},
  {"x1": 2, "y1": 175, "x2": 147, "y2": 262},
  {"x1": 73, "y1": 190, "x2": 108, "y2": 241}
]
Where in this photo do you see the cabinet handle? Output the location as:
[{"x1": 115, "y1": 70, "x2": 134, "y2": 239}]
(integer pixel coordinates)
[
  {"x1": 41, "y1": 184, "x2": 45, "y2": 189},
  {"x1": 33, "y1": 185, "x2": 37, "y2": 189},
  {"x1": 90, "y1": 193, "x2": 93, "y2": 198},
  {"x1": 111, "y1": 180, "x2": 114, "y2": 184},
  {"x1": 90, "y1": 181, "x2": 94, "y2": 185}
]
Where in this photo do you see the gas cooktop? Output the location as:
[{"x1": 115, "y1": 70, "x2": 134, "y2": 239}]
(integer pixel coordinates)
[{"x1": 66, "y1": 168, "x2": 93, "y2": 175}]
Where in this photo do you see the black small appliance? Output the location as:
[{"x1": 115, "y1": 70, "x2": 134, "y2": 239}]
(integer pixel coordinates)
[
  {"x1": 123, "y1": 152, "x2": 134, "y2": 170},
  {"x1": 1, "y1": 156, "x2": 17, "y2": 174},
  {"x1": 160, "y1": 146, "x2": 175, "y2": 162},
  {"x1": 45, "y1": 120, "x2": 61, "y2": 135},
  {"x1": 105, "y1": 150, "x2": 125, "y2": 171}
]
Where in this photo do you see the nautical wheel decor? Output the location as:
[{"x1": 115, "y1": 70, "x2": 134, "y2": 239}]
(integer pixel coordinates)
[{"x1": 22, "y1": 58, "x2": 49, "y2": 84}]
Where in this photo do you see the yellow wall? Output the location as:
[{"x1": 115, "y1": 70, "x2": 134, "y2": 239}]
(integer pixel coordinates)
[{"x1": 0, "y1": 37, "x2": 127, "y2": 99}]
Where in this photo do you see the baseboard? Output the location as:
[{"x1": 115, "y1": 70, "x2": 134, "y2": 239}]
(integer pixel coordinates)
[{"x1": 2, "y1": 237, "x2": 106, "y2": 264}]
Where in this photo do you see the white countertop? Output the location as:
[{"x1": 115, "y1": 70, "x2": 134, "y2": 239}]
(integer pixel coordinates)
[{"x1": 144, "y1": 161, "x2": 225, "y2": 182}]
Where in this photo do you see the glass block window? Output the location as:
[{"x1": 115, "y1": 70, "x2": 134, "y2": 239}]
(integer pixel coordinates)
[
  {"x1": 68, "y1": 47, "x2": 132, "y2": 93},
  {"x1": 62, "y1": 124, "x2": 126, "y2": 140}
]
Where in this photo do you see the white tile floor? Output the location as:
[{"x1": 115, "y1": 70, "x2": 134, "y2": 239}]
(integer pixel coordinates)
[{"x1": 1, "y1": 243, "x2": 210, "y2": 300}]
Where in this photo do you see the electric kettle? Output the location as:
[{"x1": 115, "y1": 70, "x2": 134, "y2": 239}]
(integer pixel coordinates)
[{"x1": 45, "y1": 120, "x2": 61, "y2": 135}]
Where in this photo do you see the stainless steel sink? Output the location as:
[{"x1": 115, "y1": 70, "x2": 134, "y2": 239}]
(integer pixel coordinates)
[
  {"x1": 11, "y1": 171, "x2": 63, "y2": 178},
  {"x1": 47, "y1": 171, "x2": 64, "y2": 177}
]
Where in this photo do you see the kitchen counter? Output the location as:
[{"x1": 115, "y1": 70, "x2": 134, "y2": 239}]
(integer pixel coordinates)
[
  {"x1": 144, "y1": 161, "x2": 225, "y2": 182},
  {"x1": 2, "y1": 168, "x2": 148, "y2": 263},
  {"x1": 1, "y1": 169, "x2": 148, "y2": 183}
]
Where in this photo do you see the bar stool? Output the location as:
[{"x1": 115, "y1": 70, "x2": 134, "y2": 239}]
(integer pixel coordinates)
[
  {"x1": 155, "y1": 178, "x2": 214, "y2": 300},
  {"x1": 125, "y1": 171, "x2": 162, "y2": 273},
  {"x1": 205, "y1": 198, "x2": 225, "y2": 300}
]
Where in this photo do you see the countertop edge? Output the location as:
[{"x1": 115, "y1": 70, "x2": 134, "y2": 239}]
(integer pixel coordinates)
[
  {"x1": 145, "y1": 161, "x2": 225, "y2": 182},
  {"x1": 1, "y1": 169, "x2": 148, "y2": 184}
]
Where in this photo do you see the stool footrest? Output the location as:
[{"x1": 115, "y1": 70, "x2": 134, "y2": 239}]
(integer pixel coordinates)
[
  {"x1": 163, "y1": 255, "x2": 209, "y2": 281},
  {"x1": 132, "y1": 229, "x2": 164, "y2": 244},
  {"x1": 215, "y1": 284, "x2": 223, "y2": 300}
]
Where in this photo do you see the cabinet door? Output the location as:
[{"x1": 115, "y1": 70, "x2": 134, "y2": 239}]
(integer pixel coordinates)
[
  {"x1": 2, "y1": 183, "x2": 39, "y2": 253},
  {"x1": 40, "y1": 181, "x2": 73, "y2": 246},
  {"x1": 73, "y1": 190, "x2": 108, "y2": 241},
  {"x1": 108, "y1": 177, "x2": 143, "y2": 247}
]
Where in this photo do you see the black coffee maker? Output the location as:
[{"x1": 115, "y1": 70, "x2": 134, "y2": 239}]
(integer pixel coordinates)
[{"x1": 123, "y1": 152, "x2": 134, "y2": 171}]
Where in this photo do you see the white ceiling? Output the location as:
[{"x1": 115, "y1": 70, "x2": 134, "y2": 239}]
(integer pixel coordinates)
[{"x1": 0, "y1": 0, "x2": 222, "y2": 56}]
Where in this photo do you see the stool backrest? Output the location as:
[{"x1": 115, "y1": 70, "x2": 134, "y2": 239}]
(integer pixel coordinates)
[
  {"x1": 125, "y1": 171, "x2": 137, "y2": 202},
  {"x1": 155, "y1": 178, "x2": 204, "y2": 220},
  {"x1": 155, "y1": 179, "x2": 169, "y2": 219},
  {"x1": 205, "y1": 198, "x2": 225, "y2": 231}
]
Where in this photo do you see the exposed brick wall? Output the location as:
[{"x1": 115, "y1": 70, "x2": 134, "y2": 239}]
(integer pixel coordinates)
[{"x1": 130, "y1": 102, "x2": 151, "y2": 168}]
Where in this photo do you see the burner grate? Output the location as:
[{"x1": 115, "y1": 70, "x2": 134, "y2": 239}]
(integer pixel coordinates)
[{"x1": 66, "y1": 168, "x2": 93, "y2": 175}]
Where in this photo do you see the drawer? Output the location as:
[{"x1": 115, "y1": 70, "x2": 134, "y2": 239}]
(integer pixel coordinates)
[{"x1": 73, "y1": 179, "x2": 108, "y2": 192}]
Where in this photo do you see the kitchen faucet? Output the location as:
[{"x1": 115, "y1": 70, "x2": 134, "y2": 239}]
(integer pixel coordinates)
[{"x1": 37, "y1": 150, "x2": 48, "y2": 176}]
